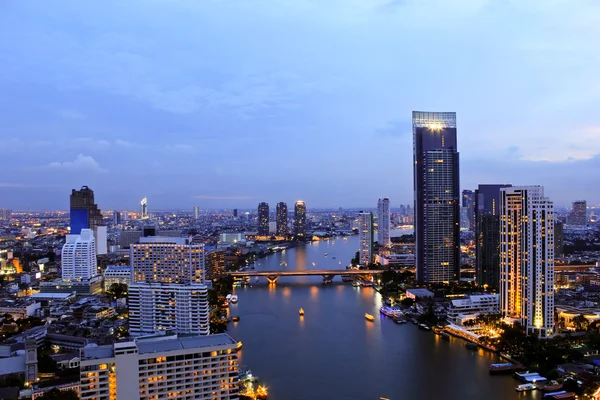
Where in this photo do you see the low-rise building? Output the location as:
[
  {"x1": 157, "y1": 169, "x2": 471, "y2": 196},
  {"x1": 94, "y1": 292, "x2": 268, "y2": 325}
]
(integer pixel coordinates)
[
  {"x1": 556, "y1": 305, "x2": 600, "y2": 329},
  {"x1": 103, "y1": 265, "x2": 131, "y2": 288},
  {"x1": 0, "y1": 299, "x2": 41, "y2": 319},
  {"x1": 405, "y1": 288, "x2": 434, "y2": 300},
  {"x1": 447, "y1": 294, "x2": 500, "y2": 325}
]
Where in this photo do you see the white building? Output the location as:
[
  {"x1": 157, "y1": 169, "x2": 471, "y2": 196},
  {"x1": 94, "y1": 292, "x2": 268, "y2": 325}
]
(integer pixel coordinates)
[
  {"x1": 128, "y1": 283, "x2": 209, "y2": 337},
  {"x1": 79, "y1": 333, "x2": 239, "y2": 400},
  {"x1": 447, "y1": 294, "x2": 500, "y2": 325},
  {"x1": 500, "y1": 186, "x2": 555, "y2": 338},
  {"x1": 61, "y1": 229, "x2": 97, "y2": 281},
  {"x1": 131, "y1": 237, "x2": 205, "y2": 284},
  {"x1": 103, "y1": 266, "x2": 132, "y2": 288},
  {"x1": 358, "y1": 212, "x2": 373, "y2": 266},
  {"x1": 377, "y1": 198, "x2": 391, "y2": 247},
  {"x1": 219, "y1": 232, "x2": 245, "y2": 244}
]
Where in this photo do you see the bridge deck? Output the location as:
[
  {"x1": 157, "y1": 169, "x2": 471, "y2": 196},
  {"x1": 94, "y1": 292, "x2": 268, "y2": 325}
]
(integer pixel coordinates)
[{"x1": 227, "y1": 269, "x2": 384, "y2": 277}]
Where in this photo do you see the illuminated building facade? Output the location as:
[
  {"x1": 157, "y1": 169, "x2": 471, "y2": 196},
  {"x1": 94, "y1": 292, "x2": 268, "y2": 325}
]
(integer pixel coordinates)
[
  {"x1": 61, "y1": 229, "x2": 97, "y2": 281},
  {"x1": 0, "y1": 208, "x2": 12, "y2": 220},
  {"x1": 377, "y1": 198, "x2": 391, "y2": 247},
  {"x1": 79, "y1": 333, "x2": 239, "y2": 400},
  {"x1": 276, "y1": 202, "x2": 288, "y2": 235},
  {"x1": 500, "y1": 186, "x2": 554, "y2": 338},
  {"x1": 257, "y1": 202, "x2": 269, "y2": 235},
  {"x1": 359, "y1": 212, "x2": 374, "y2": 266},
  {"x1": 413, "y1": 111, "x2": 460, "y2": 283},
  {"x1": 569, "y1": 200, "x2": 587, "y2": 226},
  {"x1": 206, "y1": 251, "x2": 225, "y2": 280},
  {"x1": 140, "y1": 197, "x2": 148, "y2": 219},
  {"x1": 294, "y1": 201, "x2": 306, "y2": 236},
  {"x1": 130, "y1": 237, "x2": 205, "y2": 284},
  {"x1": 462, "y1": 190, "x2": 475, "y2": 230}
]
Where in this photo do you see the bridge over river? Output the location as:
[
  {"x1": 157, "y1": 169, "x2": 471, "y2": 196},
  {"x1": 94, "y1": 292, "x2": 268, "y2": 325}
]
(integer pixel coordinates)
[{"x1": 226, "y1": 269, "x2": 385, "y2": 284}]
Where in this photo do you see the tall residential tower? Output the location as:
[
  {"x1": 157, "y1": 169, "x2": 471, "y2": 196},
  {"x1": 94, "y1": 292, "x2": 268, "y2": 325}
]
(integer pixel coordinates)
[
  {"x1": 377, "y1": 198, "x2": 391, "y2": 247},
  {"x1": 358, "y1": 212, "x2": 374, "y2": 266},
  {"x1": 257, "y1": 202, "x2": 269, "y2": 235},
  {"x1": 294, "y1": 201, "x2": 306, "y2": 236},
  {"x1": 276, "y1": 202, "x2": 288, "y2": 235}
]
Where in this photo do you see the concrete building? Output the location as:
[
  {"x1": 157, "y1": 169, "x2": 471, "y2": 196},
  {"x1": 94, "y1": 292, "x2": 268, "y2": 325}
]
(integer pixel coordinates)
[
  {"x1": 569, "y1": 200, "x2": 587, "y2": 226},
  {"x1": 0, "y1": 208, "x2": 11, "y2": 220},
  {"x1": 140, "y1": 197, "x2": 148, "y2": 219},
  {"x1": 555, "y1": 221, "x2": 564, "y2": 258},
  {"x1": 0, "y1": 299, "x2": 40, "y2": 319},
  {"x1": 39, "y1": 276, "x2": 103, "y2": 296},
  {"x1": 206, "y1": 251, "x2": 225, "y2": 280},
  {"x1": 462, "y1": 190, "x2": 475, "y2": 231},
  {"x1": 131, "y1": 237, "x2": 205, "y2": 284},
  {"x1": 377, "y1": 198, "x2": 391, "y2": 247},
  {"x1": 294, "y1": 201, "x2": 307, "y2": 236},
  {"x1": 447, "y1": 294, "x2": 500, "y2": 325},
  {"x1": 194, "y1": 205, "x2": 199, "y2": 220},
  {"x1": 257, "y1": 202, "x2": 269, "y2": 235},
  {"x1": 276, "y1": 202, "x2": 288, "y2": 236},
  {"x1": 61, "y1": 229, "x2": 97, "y2": 282},
  {"x1": 79, "y1": 334, "x2": 239, "y2": 400},
  {"x1": 70, "y1": 186, "x2": 106, "y2": 255},
  {"x1": 119, "y1": 229, "x2": 182, "y2": 249},
  {"x1": 358, "y1": 212, "x2": 374, "y2": 266},
  {"x1": 413, "y1": 111, "x2": 460, "y2": 283},
  {"x1": 219, "y1": 233, "x2": 245, "y2": 244},
  {"x1": 103, "y1": 266, "x2": 132, "y2": 288},
  {"x1": 128, "y1": 283, "x2": 209, "y2": 337},
  {"x1": 500, "y1": 186, "x2": 555, "y2": 338}
]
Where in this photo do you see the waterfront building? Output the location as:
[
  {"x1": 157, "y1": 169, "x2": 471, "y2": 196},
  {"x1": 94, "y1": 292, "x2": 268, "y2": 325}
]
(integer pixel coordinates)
[
  {"x1": 462, "y1": 190, "x2": 475, "y2": 230},
  {"x1": 474, "y1": 184, "x2": 512, "y2": 289},
  {"x1": 258, "y1": 202, "x2": 269, "y2": 235},
  {"x1": 131, "y1": 237, "x2": 205, "y2": 284},
  {"x1": 276, "y1": 202, "x2": 288, "y2": 235},
  {"x1": 0, "y1": 208, "x2": 12, "y2": 220},
  {"x1": 447, "y1": 294, "x2": 500, "y2": 325},
  {"x1": 294, "y1": 201, "x2": 307, "y2": 236},
  {"x1": 61, "y1": 229, "x2": 97, "y2": 281},
  {"x1": 219, "y1": 232, "x2": 245, "y2": 244},
  {"x1": 140, "y1": 197, "x2": 148, "y2": 219},
  {"x1": 412, "y1": 111, "x2": 460, "y2": 283},
  {"x1": 377, "y1": 198, "x2": 391, "y2": 247},
  {"x1": 555, "y1": 221, "x2": 564, "y2": 258},
  {"x1": 358, "y1": 212, "x2": 374, "y2": 266},
  {"x1": 569, "y1": 200, "x2": 587, "y2": 226},
  {"x1": 206, "y1": 251, "x2": 225, "y2": 280},
  {"x1": 79, "y1": 333, "x2": 239, "y2": 400},
  {"x1": 128, "y1": 283, "x2": 209, "y2": 336},
  {"x1": 500, "y1": 186, "x2": 555, "y2": 338},
  {"x1": 103, "y1": 265, "x2": 132, "y2": 288}
]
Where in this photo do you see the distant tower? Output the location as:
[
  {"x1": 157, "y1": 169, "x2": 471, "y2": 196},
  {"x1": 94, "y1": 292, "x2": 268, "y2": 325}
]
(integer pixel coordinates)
[
  {"x1": 140, "y1": 197, "x2": 148, "y2": 219},
  {"x1": 554, "y1": 221, "x2": 564, "y2": 258},
  {"x1": 276, "y1": 202, "x2": 288, "y2": 235},
  {"x1": 294, "y1": 201, "x2": 306, "y2": 236},
  {"x1": 358, "y1": 212, "x2": 374, "y2": 266},
  {"x1": 462, "y1": 190, "x2": 475, "y2": 230},
  {"x1": 413, "y1": 111, "x2": 460, "y2": 283},
  {"x1": 70, "y1": 186, "x2": 103, "y2": 234},
  {"x1": 257, "y1": 202, "x2": 269, "y2": 235},
  {"x1": 569, "y1": 200, "x2": 587, "y2": 226},
  {"x1": 113, "y1": 210, "x2": 121, "y2": 226},
  {"x1": 377, "y1": 198, "x2": 391, "y2": 247},
  {"x1": 233, "y1": 209, "x2": 238, "y2": 218},
  {"x1": 194, "y1": 206, "x2": 200, "y2": 220},
  {"x1": 61, "y1": 229, "x2": 97, "y2": 281}
]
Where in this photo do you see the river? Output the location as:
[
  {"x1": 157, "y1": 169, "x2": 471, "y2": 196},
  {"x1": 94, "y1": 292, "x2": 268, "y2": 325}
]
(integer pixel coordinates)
[{"x1": 229, "y1": 231, "x2": 540, "y2": 400}]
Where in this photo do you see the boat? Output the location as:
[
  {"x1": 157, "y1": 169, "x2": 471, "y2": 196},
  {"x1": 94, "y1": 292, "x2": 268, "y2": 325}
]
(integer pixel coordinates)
[
  {"x1": 393, "y1": 318, "x2": 406, "y2": 324},
  {"x1": 324, "y1": 253, "x2": 328, "y2": 256},
  {"x1": 332, "y1": 257, "x2": 336, "y2": 259},
  {"x1": 230, "y1": 295, "x2": 238, "y2": 304},
  {"x1": 516, "y1": 383, "x2": 536, "y2": 392},
  {"x1": 550, "y1": 393, "x2": 575, "y2": 400},
  {"x1": 237, "y1": 341, "x2": 243, "y2": 349},
  {"x1": 418, "y1": 324, "x2": 431, "y2": 331},
  {"x1": 226, "y1": 294, "x2": 232, "y2": 302},
  {"x1": 352, "y1": 280, "x2": 360, "y2": 287},
  {"x1": 343, "y1": 237, "x2": 348, "y2": 241},
  {"x1": 232, "y1": 316, "x2": 240, "y2": 322},
  {"x1": 380, "y1": 306, "x2": 395, "y2": 317},
  {"x1": 441, "y1": 333, "x2": 450, "y2": 340},
  {"x1": 537, "y1": 382, "x2": 562, "y2": 392},
  {"x1": 543, "y1": 391, "x2": 568, "y2": 398},
  {"x1": 255, "y1": 277, "x2": 259, "y2": 283},
  {"x1": 365, "y1": 313, "x2": 375, "y2": 321},
  {"x1": 465, "y1": 342, "x2": 478, "y2": 350},
  {"x1": 489, "y1": 363, "x2": 526, "y2": 374},
  {"x1": 299, "y1": 308, "x2": 304, "y2": 316}
]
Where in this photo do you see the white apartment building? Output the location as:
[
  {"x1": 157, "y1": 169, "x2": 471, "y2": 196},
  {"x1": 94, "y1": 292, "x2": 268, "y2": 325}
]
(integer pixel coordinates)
[
  {"x1": 377, "y1": 198, "x2": 391, "y2": 247},
  {"x1": 447, "y1": 294, "x2": 500, "y2": 325},
  {"x1": 103, "y1": 266, "x2": 132, "y2": 288},
  {"x1": 219, "y1": 233, "x2": 245, "y2": 244},
  {"x1": 358, "y1": 212, "x2": 374, "y2": 266},
  {"x1": 131, "y1": 237, "x2": 205, "y2": 284},
  {"x1": 79, "y1": 334, "x2": 239, "y2": 400},
  {"x1": 500, "y1": 186, "x2": 555, "y2": 338},
  {"x1": 61, "y1": 229, "x2": 97, "y2": 281},
  {"x1": 128, "y1": 283, "x2": 209, "y2": 337}
]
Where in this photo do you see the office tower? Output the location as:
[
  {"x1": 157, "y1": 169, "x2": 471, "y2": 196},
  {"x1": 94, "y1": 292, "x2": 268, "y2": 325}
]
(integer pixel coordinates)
[
  {"x1": 569, "y1": 200, "x2": 587, "y2": 226},
  {"x1": 474, "y1": 184, "x2": 512, "y2": 288},
  {"x1": 113, "y1": 210, "x2": 121, "y2": 226},
  {"x1": 61, "y1": 229, "x2": 97, "y2": 281},
  {"x1": 194, "y1": 205, "x2": 199, "y2": 220},
  {"x1": 128, "y1": 283, "x2": 209, "y2": 336},
  {"x1": 79, "y1": 333, "x2": 240, "y2": 400},
  {"x1": 140, "y1": 197, "x2": 148, "y2": 219},
  {"x1": 358, "y1": 212, "x2": 374, "y2": 266},
  {"x1": 462, "y1": 190, "x2": 475, "y2": 230},
  {"x1": 70, "y1": 186, "x2": 104, "y2": 235},
  {"x1": 276, "y1": 202, "x2": 288, "y2": 235},
  {"x1": 257, "y1": 202, "x2": 269, "y2": 235},
  {"x1": 233, "y1": 208, "x2": 238, "y2": 218},
  {"x1": 413, "y1": 111, "x2": 460, "y2": 283},
  {"x1": 554, "y1": 221, "x2": 564, "y2": 258},
  {"x1": 294, "y1": 201, "x2": 307, "y2": 236},
  {"x1": 500, "y1": 186, "x2": 554, "y2": 338},
  {"x1": 377, "y1": 198, "x2": 391, "y2": 247},
  {"x1": 206, "y1": 251, "x2": 225, "y2": 280},
  {"x1": 131, "y1": 237, "x2": 205, "y2": 284},
  {"x1": 0, "y1": 208, "x2": 12, "y2": 221}
]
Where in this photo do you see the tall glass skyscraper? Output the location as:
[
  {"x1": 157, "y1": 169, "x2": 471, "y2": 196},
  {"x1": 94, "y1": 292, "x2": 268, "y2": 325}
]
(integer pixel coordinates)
[
  {"x1": 359, "y1": 212, "x2": 374, "y2": 266},
  {"x1": 413, "y1": 111, "x2": 460, "y2": 283},
  {"x1": 257, "y1": 202, "x2": 269, "y2": 235},
  {"x1": 294, "y1": 201, "x2": 306, "y2": 236},
  {"x1": 70, "y1": 186, "x2": 103, "y2": 235},
  {"x1": 462, "y1": 190, "x2": 475, "y2": 230},
  {"x1": 276, "y1": 202, "x2": 288, "y2": 235}
]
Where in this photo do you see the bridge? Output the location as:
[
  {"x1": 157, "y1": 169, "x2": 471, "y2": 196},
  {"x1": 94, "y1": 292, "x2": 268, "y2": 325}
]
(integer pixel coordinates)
[{"x1": 226, "y1": 269, "x2": 385, "y2": 284}]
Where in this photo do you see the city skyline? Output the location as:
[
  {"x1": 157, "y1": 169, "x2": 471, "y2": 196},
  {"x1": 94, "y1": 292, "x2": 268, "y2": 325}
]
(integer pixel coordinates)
[{"x1": 2, "y1": 1, "x2": 600, "y2": 209}]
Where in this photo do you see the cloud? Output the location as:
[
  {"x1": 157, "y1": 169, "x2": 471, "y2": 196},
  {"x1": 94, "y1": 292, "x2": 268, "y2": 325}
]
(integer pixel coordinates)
[
  {"x1": 166, "y1": 144, "x2": 196, "y2": 153},
  {"x1": 58, "y1": 109, "x2": 86, "y2": 120},
  {"x1": 194, "y1": 195, "x2": 251, "y2": 200},
  {"x1": 70, "y1": 137, "x2": 111, "y2": 150},
  {"x1": 0, "y1": 182, "x2": 32, "y2": 188},
  {"x1": 48, "y1": 154, "x2": 108, "y2": 173}
]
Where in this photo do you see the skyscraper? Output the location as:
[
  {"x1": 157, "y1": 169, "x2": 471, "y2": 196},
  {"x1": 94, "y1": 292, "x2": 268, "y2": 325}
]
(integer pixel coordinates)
[
  {"x1": 113, "y1": 210, "x2": 121, "y2": 226},
  {"x1": 0, "y1": 209, "x2": 12, "y2": 221},
  {"x1": 294, "y1": 201, "x2": 306, "y2": 236},
  {"x1": 413, "y1": 111, "x2": 460, "y2": 283},
  {"x1": 377, "y1": 198, "x2": 391, "y2": 247},
  {"x1": 140, "y1": 197, "x2": 148, "y2": 219},
  {"x1": 276, "y1": 202, "x2": 288, "y2": 235},
  {"x1": 194, "y1": 205, "x2": 199, "y2": 220},
  {"x1": 462, "y1": 190, "x2": 475, "y2": 230},
  {"x1": 257, "y1": 202, "x2": 269, "y2": 235},
  {"x1": 554, "y1": 221, "x2": 564, "y2": 258},
  {"x1": 61, "y1": 229, "x2": 97, "y2": 281},
  {"x1": 474, "y1": 184, "x2": 511, "y2": 288},
  {"x1": 233, "y1": 208, "x2": 238, "y2": 218},
  {"x1": 70, "y1": 186, "x2": 103, "y2": 235},
  {"x1": 500, "y1": 186, "x2": 554, "y2": 338},
  {"x1": 569, "y1": 200, "x2": 587, "y2": 226},
  {"x1": 358, "y1": 212, "x2": 374, "y2": 266}
]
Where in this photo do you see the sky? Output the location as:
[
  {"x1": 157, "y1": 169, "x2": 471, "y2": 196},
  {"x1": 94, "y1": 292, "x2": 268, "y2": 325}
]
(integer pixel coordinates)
[{"x1": 1, "y1": 0, "x2": 599, "y2": 210}]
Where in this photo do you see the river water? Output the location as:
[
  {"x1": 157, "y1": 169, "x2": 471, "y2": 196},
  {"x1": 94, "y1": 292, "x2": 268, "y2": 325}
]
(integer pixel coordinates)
[{"x1": 229, "y1": 232, "x2": 540, "y2": 400}]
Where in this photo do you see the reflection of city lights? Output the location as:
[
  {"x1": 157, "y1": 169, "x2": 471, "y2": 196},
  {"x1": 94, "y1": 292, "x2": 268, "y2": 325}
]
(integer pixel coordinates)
[
  {"x1": 310, "y1": 286, "x2": 319, "y2": 300},
  {"x1": 282, "y1": 287, "x2": 291, "y2": 297}
]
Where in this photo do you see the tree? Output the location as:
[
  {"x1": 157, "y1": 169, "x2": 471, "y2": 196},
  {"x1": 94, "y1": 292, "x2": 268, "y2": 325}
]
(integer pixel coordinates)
[
  {"x1": 400, "y1": 297, "x2": 414, "y2": 307},
  {"x1": 38, "y1": 389, "x2": 79, "y2": 400},
  {"x1": 37, "y1": 353, "x2": 57, "y2": 373},
  {"x1": 351, "y1": 252, "x2": 359, "y2": 266},
  {"x1": 106, "y1": 283, "x2": 128, "y2": 300},
  {"x1": 572, "y1": 314, "x2": 589, "y2": 332}
]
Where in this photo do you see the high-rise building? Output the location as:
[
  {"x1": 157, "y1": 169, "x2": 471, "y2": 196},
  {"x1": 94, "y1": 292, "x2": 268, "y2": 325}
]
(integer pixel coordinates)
[
  {"x1": 194, "y1": 205, "x2": 199, "y2": 220},
  {"x1": 79, "y1": 333, "x2": 240, "y2": 400},
  {"x1": 294, "y1": 201, "x2": 306, "y2": 236},
  {"x1": 358, "y1": 212, "x2": 374, "y2": 266},
  {"x1": 0, "y1": 208, "x2": 12, "y2": 221},
  {"x1": 377, "y1": 198, "x2": 391, "y2": 247},
  {"x1": 276, "y1": 202, "x2": 288, "y2": 235},
  {"x1": 233, "y1": 209, "x2": 238, "y2": 218},
  {"x1": 500, "y1": 186, "x2": 554, "y2": 338},
  {"x1": 140, "y1": 197, "x2": 148, "y2": 219},
  {"x1": 61, "y1": 229, "x2": 97, "y2": 281},
  {"x1": 554, "y1": 221, "x2": 564, "y2": 258},
  {"x1": 70, "y1": 186, "x2": 104, "y2": 235},
  {"x1": 474, "y1": 184, "x2": 512, "y2": 288},
  {"x1": 113, "y1": 210, "x2": 121, "y2": 226},
  {"x1": 131, "y1": 237, "x2": 205, "y2": 284},
  {"x1": 128, "y1": 283, "x2": 209, "y2": 336},
  {"x1": 569, "y1": 200, "x2": 587, "y2": 226},
  {"x1": 413, "y1": 111, "x2": 460, "y2": 283},
  {"x1": 462, "y1": 190, "x2": 475, "y2": 230},
  {"x1": 206, "y1": 251, "x2": 225, "y2": 280},
  {"x1": 257, "y1": 202, "x2": 269, "y2": 235}
]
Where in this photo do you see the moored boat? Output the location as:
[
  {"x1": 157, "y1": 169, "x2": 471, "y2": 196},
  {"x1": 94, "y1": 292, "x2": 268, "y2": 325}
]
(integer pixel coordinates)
[
  {"x1": 232, "y1": 316, "x2": 240, "y2": 322},
  {"x1": 516, "y1": 383, "x2": 536, "y2": 392},
  {"x1": 418, "y1": 324, "x2": 430, "y2": 331},
  {"x1": 441, "y1": 333, "x2": 450, "y2": 340},
  {"x1": 237, "y1": 341, "x2": 243, "y2": 349},
  {"x1": 299, "y1": 308, "x2": 304, "y2": 316},
  {"x1": 489, "y1": 363, "x2": 526, "y2": 374},
  {"x1": 365, "y1": 313, "x2": 375, "y2": 321},
  {"x1": 465, "y1": 342, "x2": 478, "y2": 350},
  {"x1": 230, "y1": 295, "x2": 238, "y2": 304}
]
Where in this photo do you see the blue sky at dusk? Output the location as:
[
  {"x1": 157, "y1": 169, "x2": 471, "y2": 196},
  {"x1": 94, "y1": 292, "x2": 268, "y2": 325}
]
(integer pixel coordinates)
[{"x1": 1, "y1": 0, "x2": 599, "y2": 210}]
